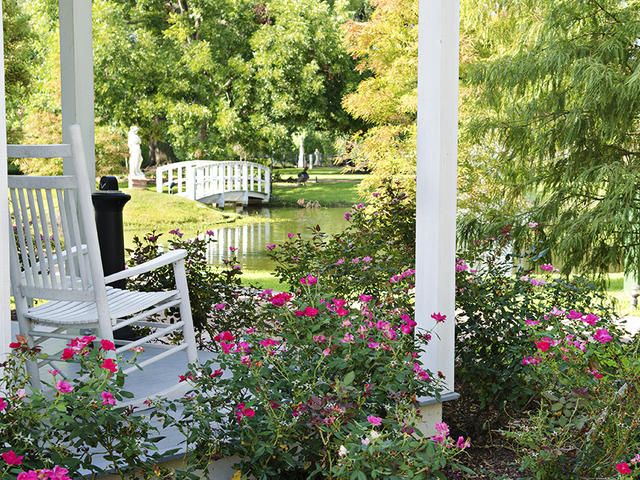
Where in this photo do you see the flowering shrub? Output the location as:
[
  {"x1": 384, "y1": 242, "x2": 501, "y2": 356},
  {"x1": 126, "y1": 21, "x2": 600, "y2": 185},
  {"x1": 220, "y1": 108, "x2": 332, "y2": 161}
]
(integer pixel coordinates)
[
  {"x1": 508, "y1": 307, "x2": 639, "y2": 478},
  {"x1": 126, "y1": 229, "x2": 268, "y2": 347},
  {"x1": 267, "y1": 181, "x2": 416, "y2": 311},
  {"x1": 455, "y1": 229, "x2": 617, "y2": 411},
  {"x1": 328, "y1": 419, "x2": 472, "y2": 479},
  {"x1": 157, "y1": 278, "x2": 470, "y2": 478},
  {"x1": 0, "y1": 336, "x2": 160, "y2": 478}
]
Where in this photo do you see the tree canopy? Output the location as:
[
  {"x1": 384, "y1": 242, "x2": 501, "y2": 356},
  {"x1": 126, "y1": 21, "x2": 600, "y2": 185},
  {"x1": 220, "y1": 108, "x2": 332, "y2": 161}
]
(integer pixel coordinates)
[
  {"x1": 342, "y1": 0, "x2": 417, "y2": 193},
  {"x1": 459, "y1": 0, "x2": 640, "y2": 277},
  {"x1": 92, "y1": 0, "x2": 365, "y2": 164}
]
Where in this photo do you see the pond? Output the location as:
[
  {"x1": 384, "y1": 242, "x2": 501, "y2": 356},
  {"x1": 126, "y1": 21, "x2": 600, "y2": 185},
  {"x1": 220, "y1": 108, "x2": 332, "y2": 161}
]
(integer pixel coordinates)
[{"x1": 205, "y1": 206, "x2": 348, "y2": 271}]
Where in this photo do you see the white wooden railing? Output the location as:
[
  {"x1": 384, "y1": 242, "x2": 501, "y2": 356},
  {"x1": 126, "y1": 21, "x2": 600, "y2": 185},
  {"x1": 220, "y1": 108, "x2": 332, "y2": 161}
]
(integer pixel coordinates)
[{"x1": 155, "y1": 160, "x2": 270, "y2": 204}]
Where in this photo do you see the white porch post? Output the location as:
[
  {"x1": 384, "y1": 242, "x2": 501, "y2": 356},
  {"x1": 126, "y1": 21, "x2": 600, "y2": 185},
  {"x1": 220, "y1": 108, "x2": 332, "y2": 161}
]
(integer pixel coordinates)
[
  {"x1": 0, "y1": 0, "x2": 11, "y2": 361},
  {"x1": 415, "y1": 0, "x2": 460, "y2": 427},
  {"x1": 59, "y1": 0, "x2": 95, "y2": 187}
]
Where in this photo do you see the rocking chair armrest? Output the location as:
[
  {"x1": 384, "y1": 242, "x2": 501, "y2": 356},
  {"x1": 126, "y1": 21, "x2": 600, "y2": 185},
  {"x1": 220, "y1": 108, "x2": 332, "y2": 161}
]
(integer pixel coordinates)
[{"x1": 104, "y1": 249, "x2": 188, "y2": 284}]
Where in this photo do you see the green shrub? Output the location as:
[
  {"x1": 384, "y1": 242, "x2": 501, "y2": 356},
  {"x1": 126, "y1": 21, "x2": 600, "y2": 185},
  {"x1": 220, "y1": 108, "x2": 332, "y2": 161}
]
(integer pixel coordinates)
[
  {"x1": 455, "y1": 229, "x2": 617, "y2": 411},
  {"x1": 268, "y1": 180, "x2": 416, "y2": 311},
  {"x1": 508, "y1": 302, "x2": 639, "y2": 479},
  {"x1": 0, "y1": 336, "x2": 160, "y2": 478}
]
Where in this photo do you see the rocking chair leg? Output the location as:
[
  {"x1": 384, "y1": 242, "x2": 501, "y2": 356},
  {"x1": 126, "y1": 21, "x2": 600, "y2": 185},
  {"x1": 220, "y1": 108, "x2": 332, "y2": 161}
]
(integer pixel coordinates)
[
  {"x1": 26, "y1": 355, "x2": 42, "y2": 391},
  {"x1": 15, "y1": 298, "x2": 42, "y2": 390},
  {"x1": 173, "y1": 259, "x2": 198, "y2": 364}
]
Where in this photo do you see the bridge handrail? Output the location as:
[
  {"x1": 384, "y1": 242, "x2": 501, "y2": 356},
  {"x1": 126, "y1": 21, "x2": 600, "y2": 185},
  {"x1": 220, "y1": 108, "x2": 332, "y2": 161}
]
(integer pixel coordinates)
[{"x1": 156, "y1": 160, "x2": 271, "y2": 202}]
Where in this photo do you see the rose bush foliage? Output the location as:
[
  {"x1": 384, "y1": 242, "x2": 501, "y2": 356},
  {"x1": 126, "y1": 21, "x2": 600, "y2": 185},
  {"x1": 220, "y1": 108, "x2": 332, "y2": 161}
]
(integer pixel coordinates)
[
  {"x1": 455, "y1": 227, "x2": 618, "y2": 410},
  {"x1": 126, "y1": 229, "x2": 271, "y2": 348},
  {"x1": 510, "y1": 305, "x2": 640, "y2": 479},
  {"x1": 158, "y1": 278, "x2": 470, "y2": 479},
  {"x1": 267, "y1": 181, "x2": 416, "y2": 312},
  {"x1": 0, "y1": 337, "x2": 160, "y2": 478}
]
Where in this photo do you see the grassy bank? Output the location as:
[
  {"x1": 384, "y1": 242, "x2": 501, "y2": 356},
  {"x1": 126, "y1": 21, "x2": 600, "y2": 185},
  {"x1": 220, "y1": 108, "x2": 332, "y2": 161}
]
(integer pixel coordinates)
[
  {"x1": 241, "y1": 269, "x2": 285, "y2": 290},
  {"x1": 271, "y1": 181, "x2": 361, "y2": 207},
  {"x1": 270, "y1": 167, "x2": 365, "y2": 206},
  {"x1": 274, "y1": 167, "x2": 368, "y2": 182}
]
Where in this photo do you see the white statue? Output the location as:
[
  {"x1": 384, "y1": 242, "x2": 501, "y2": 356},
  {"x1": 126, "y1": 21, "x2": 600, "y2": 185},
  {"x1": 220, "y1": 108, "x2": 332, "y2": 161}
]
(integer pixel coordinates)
[{"x1": 127, "y1": 126, "x2": 145, "y2": 179}]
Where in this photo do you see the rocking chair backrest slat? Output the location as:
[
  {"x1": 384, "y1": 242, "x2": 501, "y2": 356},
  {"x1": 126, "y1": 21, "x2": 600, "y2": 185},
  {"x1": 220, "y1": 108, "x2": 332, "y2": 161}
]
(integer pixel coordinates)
[
  {"x1": 16, "y1": 187, "x2": 40, "y2": 287},
  {"x1": 26, "y1": 188, "x2": 49, "y2": 289},
  {"x1": 9, "y1": 188, "x2": 32, "y2": 287},
  {"x1": 54, "y1": 187, "x2": 77, "y2": 288},
  {"x1": 34, "y1": 189, "x2": 56, "y2": 289},
  {"x1": 65, "y1": 189, "x2": 91, "y2": 290},
  {"x1": 45, "y1": 188, "x2": 67, "y2": 285},
  {"x1": 8, "y1": 151, "x2": 99, "y2": 303},
  {"x1": 8, "y1": 179, "x2": 95, "y2": 301}
]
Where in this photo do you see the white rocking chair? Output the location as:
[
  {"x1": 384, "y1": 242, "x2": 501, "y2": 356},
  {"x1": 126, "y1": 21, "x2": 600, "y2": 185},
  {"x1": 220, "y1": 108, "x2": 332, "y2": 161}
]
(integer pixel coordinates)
[{"x1": 8, "y1": 125, "x2": 198, "y2": 390}]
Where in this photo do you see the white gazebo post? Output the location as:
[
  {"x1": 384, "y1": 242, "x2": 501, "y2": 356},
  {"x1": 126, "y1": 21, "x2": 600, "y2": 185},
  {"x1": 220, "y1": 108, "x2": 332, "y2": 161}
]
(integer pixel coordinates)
[
  {"x1": 0, "y1": 0, "x2": 10, "y2": 361},
  {"x1": 415, "y1": 0, "x2": 460, "y2": 433},
  {"x1": 59, "y1": 0, "x2": 95, "y2": 186}
]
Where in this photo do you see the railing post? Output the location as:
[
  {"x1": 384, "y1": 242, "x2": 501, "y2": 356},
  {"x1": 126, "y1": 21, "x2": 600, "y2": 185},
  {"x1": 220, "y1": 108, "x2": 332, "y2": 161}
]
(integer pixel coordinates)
[
  {"x1": 250, "y1": 165, "x2": 255, "y2": 191},
  {"x1": 265, "y1": 166, "x2": 271, "y2": 197},
  {"x1": 242, "y1": 162, "x2": 248, "y2": 192},
  {"x1": 156, "y1": 167, "x2": 163, "y2": 193},
  {"x1": 186, "y1": 164, "x2": 195, "y2": 200}
]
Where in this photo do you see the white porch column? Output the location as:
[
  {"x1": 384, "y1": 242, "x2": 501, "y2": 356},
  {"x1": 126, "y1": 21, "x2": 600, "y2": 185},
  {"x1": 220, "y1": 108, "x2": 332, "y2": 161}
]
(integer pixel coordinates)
[
  {"x1": 415, "y1": 0, "x2": 460, "y2": 411},
  {"x1": 59, "y1": 0, "x2": 95, "y2": 187},
  {"x1": 0, "y1": 0, "x2": 10, "y2": 362}
]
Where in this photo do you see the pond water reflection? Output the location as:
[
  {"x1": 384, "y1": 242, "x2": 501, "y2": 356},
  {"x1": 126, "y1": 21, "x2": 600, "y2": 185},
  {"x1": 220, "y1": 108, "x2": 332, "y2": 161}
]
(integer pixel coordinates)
[{"x1": 206, "y1": 206, "x2": 348, "y2": 271}]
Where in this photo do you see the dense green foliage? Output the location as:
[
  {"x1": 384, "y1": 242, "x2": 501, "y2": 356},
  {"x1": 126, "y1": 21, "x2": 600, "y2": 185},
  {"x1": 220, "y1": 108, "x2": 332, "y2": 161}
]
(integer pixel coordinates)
[
  {"x1": 92, "y1": 0, "x2": 365, "y2": 163},
  {"x1": 3, "y1": 0, "x2": 35, "y2": 143},
  {"x1": 456, "y1": 228, "x2": 617, "y2": 411},
  {"x1": 5, "y1": 0, "x2": 368, "y2": 172},
  {"x1": 512, "y1": 296, "x2": 639, "y2": 478},
  {"x1": 460, "y1": 0, "x2": 640, "y2": 278},
  {"x1": 342, "y1": 0, "x2": 417, "y2": 193},
  {"x1": 1, "y1": 338, "x2": 161, "y2": 477},
  {"x1": 268, "y1": 181, "x2": 415, "y2": 308},
  {"x1": 158, "y1": 281, "x2": 467, "y2": 479}
]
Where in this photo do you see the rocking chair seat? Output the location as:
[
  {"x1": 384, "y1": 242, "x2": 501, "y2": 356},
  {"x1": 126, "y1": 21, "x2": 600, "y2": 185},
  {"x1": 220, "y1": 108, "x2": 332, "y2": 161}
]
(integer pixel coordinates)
[{"x1": 24, "y1": 287, "x2": 179, "y2": 326}]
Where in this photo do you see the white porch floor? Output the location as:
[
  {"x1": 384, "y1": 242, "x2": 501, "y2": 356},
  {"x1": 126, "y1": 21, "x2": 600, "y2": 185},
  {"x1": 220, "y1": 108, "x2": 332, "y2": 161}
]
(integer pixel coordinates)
[
  {"x1": 9, "y1": 320, "x2": 243, "y2": 478},
  {"x1": 10, "y1": 320, "x2": 220, "y2": 400}
]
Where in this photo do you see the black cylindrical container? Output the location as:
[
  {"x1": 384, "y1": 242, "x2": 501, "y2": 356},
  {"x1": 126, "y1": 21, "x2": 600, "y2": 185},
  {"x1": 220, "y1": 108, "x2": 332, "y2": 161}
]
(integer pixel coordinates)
[{"x1": 91, "y1": 176, "x2": 131, "y2": 289}]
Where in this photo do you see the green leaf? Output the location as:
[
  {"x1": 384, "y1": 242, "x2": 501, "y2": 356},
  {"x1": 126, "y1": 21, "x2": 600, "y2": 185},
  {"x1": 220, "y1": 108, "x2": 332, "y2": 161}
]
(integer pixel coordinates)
[{"x1": 343, "y1": 370, "x2": 355, "y2": 386}]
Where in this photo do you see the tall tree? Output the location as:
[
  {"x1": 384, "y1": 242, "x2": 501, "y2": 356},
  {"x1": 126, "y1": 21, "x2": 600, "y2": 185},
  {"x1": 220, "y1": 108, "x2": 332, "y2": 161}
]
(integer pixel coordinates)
[
  {"x1": 3, "y1": 0, "x2": 36, "y2": 142},
  {"x1": 342, "y1": 0, "x2": 418, "y2": 193},
  {"x1": 459, "y1": 0, "x2": 640, "y2": 277},
  {"x1": 92, "y1": 0, "x2": 364, "y2": 164},
  {"x1": 249, "y1": 0, "x2": 363, "y2": 155}
]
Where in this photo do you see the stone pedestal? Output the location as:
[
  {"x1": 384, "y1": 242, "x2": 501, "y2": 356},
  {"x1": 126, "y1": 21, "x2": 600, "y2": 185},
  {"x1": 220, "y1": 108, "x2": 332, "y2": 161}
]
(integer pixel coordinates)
[{"x1": 128, "y1": 177, "x2": 149, "y2": 189}]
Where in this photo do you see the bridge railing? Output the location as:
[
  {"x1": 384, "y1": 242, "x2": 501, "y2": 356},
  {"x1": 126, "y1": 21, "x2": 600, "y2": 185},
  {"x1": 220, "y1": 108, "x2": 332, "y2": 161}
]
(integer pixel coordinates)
[
  {"x1": 156, "y1": 160, "x2": 271, "y2": 203},
  {"x1": 156, "y1": 161, "x2": 211, "y2": 196}
]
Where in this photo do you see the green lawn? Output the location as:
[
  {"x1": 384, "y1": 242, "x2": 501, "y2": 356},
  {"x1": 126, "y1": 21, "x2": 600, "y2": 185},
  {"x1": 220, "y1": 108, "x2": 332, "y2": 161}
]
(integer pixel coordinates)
[
  {"x1": 241, "y1": 269, "x2": 285, "y2": 290},
  {"x1": 604, "y1": 272, "x2": 639, "y2": 316},
  {"x1": 274, "y1": 167, "x2": 368, "y2": 182},
  {"x1": 270, "y1": 181, "x2": 361, "y2": 207}
]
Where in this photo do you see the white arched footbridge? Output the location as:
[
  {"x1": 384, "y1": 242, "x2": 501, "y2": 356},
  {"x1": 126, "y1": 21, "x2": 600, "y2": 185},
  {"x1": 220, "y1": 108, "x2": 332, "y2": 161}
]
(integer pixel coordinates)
[{"x1": 156, "y1": 161, "x2": 271, "y2": 207}]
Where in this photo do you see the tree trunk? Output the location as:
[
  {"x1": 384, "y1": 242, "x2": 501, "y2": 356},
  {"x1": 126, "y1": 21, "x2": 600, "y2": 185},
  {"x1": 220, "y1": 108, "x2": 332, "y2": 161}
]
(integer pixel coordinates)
[{"x1": 148, "y1": 137, "x2": 157, "y2": 167}]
